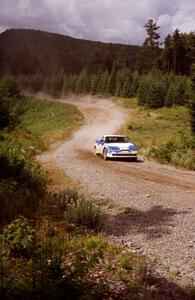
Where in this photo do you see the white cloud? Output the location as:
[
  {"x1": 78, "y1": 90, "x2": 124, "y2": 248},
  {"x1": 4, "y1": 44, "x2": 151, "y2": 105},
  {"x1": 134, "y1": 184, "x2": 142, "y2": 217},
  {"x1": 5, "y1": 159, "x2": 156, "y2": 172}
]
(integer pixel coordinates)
[{"x1": 0, "y1": 0, "x2": 195, "y2": 44}]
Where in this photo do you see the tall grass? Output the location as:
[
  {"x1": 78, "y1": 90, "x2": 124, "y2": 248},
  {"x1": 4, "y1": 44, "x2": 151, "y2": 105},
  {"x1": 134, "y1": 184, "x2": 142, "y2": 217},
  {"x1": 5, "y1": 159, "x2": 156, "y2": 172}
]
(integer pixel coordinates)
[
  {"x1": 19, "y1": 97, "x2": 83, "y2": 150},
  {"x1": 123, "y1": 99, "x2": 190, "y2": 147},
  {"x1": 118, "y1": 98, "x2": 194, "y2": 169}
]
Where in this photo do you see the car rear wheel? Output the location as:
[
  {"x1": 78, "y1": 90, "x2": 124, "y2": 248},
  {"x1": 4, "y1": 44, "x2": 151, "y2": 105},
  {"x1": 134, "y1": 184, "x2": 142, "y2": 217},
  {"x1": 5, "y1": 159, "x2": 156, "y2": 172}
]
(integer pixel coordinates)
[{"x1": 103, "y1": 148, "x2": 108, "y2": 160}]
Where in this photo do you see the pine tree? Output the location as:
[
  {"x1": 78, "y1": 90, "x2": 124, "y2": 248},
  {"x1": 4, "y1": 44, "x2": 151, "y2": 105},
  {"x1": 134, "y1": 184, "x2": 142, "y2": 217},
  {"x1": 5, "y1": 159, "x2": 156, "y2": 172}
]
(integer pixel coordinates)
[
  {"x1": 138, "y1": 72, "x2": 167, "y2": 108},
  {"x1": 69, "y1": 74, "x2": 78, "y2": 93},
  {"x1": 86, "y1": 44, "x2": 114, "y2": 73},
  {"x1": 106, "y1": 62, "x2": 117, "y2": 95},
  {"x1": 63, "y1": 74, "x2": 69, "y2": 95},
  {"x1": 132, "y1": 71, "x2": 140, "y2": 96},
  {"x1": 99, "y1": 71, "x2": 109, "y2": 95},
  {"x1": 172, "y1": 29, "x2": 186, "y2": 74},
  {"x1": 164, "y1": 77, "x2": 187, "y2": 107},
  {"x1": 146, "y1": 78, "x2": 166, "y2": 108},
  {"x1": 163, "y1": 34, "x2": 173, "y2": 73},
  {"x1": 90, "y1": 74, "x2": 97, "y2": 95},
  {"x1": 175, "y1": 77, "x2": 187, "y2": 105},
  {"x1": 115, "y1": 69, "x2": 126, "y2": 97},
  {"x1": 164, "y1": 83, "x2": 175, "y2": 106},
  {"x1": 137, "y1": 75, "x2": 150, "y2": 106},
  {"x1": 115, "y1": 46, "x2": 129, "y2": 69},
  {"x1": 137, "y1": 19, "x2": 161, "y2": 73},
  {"x1": 49, "y1": 72, "x2": 64, "y2": 96},
  {"x1": 75, "y1": 69, "x2": 90, "y2": 94},
  {"x1": 121, "y1": 69, "x2": 134, "y2": 98},
  {"x1": 189, "y1": 64, "x2": 195, "y2": 135},
  {"x1": 185, "y1": 32, "x2": 195, "y2": 75},
  {"x1": 82, "y1": 69, "x2": 90, "y2": 93},
  {"x1": 30, "y1": 72, "x2": 44, "y2": 92},
  {"x1": 90, "y1": 67, "x2": 101, "y2": 95},
  {"x1": 144, "y1": 19, "x2": 160, "y2": 48},
  {"x1": 184, "y1": 78, "x2": 193, "y2": 105}
]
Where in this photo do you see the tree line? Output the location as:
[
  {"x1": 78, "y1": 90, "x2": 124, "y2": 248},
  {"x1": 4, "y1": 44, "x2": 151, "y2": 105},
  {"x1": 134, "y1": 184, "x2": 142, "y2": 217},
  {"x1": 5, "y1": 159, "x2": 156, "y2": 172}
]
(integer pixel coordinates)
[
  {"x1": 18, "y1": 66, "x2": 195, "y2": 136},
  {"x1": 1, "y1": 20, "x2": 195, "y2": 136},
  {"x1": 1, "y1": 23, "x2": 195, "y2": 77}
]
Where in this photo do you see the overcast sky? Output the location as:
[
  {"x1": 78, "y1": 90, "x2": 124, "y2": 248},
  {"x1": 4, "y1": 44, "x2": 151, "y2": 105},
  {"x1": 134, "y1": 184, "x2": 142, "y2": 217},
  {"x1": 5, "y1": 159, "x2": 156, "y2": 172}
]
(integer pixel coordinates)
[{"x1": 0, "y1": 0, "x2": 195, "y2": 45}]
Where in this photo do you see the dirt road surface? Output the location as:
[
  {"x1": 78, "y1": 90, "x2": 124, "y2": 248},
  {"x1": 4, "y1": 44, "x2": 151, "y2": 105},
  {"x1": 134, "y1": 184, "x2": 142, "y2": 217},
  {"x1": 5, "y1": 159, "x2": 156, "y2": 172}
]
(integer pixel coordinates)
[{"x1": 39, "y1": 95, "x2": 195, "y2": 286}]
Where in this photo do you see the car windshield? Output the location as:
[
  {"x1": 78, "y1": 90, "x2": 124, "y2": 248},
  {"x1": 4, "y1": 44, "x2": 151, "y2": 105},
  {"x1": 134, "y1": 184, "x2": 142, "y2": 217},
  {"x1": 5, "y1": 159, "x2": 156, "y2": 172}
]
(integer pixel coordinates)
[{"x1": 105, "y1": 136, "x2": 128, "y2": 143}]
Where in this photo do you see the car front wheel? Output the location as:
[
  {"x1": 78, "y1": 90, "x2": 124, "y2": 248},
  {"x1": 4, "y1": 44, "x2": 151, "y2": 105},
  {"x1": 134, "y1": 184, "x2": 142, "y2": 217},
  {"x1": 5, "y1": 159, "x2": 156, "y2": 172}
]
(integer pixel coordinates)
[{"x1": 94, "y1": 147, "x2": 100, "y2": 156}]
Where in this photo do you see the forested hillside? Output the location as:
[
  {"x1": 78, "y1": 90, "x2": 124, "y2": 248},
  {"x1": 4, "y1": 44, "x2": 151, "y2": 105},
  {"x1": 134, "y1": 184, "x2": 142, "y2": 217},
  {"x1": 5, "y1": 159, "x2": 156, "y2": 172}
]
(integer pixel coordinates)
[{"x1": 0, "y1": 28, "x2": 139, "y2": 75}]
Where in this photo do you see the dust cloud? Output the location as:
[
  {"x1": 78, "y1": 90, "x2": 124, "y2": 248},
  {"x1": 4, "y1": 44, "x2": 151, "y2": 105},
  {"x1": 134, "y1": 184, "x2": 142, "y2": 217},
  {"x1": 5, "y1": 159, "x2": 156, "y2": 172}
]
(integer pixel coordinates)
[
  {"x1": 27, "y1": 92, "x2": 129, "y2": 152},
  {"x1": 68, "y1": 96, "x2": 128, "y2": 151}
]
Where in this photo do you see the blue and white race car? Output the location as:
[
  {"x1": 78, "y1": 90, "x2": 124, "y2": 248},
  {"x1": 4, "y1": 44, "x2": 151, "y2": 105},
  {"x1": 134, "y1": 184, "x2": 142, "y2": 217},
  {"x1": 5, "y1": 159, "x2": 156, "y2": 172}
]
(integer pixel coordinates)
[{"x1": 94, "y1": 135, "x2": 138, "y2": 161}]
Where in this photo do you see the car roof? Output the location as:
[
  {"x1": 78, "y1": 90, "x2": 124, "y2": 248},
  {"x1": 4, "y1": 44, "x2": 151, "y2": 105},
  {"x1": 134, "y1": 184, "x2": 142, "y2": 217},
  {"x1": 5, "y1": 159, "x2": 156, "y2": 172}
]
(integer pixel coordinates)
[{"x1": 102, "y1": 135, "x2": 125, "y2": 137}]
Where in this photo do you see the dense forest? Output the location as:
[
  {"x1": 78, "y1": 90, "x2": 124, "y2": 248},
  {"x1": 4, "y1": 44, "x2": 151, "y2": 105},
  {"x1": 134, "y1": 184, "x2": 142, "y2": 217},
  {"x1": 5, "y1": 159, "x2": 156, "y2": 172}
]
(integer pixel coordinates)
[{"x1": 0, "y1": 28, "x2": 139, "y2": 75}]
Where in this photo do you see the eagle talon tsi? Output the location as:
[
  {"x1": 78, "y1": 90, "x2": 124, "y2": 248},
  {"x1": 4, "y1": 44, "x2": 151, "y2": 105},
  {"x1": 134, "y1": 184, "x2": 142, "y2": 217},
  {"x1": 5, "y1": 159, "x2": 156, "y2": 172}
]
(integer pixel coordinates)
[{"x1": 94, "y1": 135, "x2": 138, "y2": 161}]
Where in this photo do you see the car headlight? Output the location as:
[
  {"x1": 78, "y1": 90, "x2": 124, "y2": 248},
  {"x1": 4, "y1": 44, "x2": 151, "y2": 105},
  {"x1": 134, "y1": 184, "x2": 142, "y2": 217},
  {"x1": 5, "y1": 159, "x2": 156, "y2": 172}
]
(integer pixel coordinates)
[{"x1": 128, "y1": 145, "x2": 138, "y2": 151}]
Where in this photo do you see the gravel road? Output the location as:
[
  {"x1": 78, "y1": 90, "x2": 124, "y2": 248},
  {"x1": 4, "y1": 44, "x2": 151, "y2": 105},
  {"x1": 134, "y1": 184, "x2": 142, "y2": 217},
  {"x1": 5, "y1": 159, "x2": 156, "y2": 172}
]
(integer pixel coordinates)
[{"x1": 39, "y1": 95, "x2": 195, "y2": 286}]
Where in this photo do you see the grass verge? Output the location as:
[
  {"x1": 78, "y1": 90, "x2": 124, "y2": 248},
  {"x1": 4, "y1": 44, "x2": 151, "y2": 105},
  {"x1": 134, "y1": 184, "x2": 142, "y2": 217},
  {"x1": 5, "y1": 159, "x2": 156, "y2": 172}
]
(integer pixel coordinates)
[
  {"x1": 17, "y1": 96, "x2": 83, "y2": 153},
  {"x1": 115, "y1": 97, "x2": 194, "y2": 170}
]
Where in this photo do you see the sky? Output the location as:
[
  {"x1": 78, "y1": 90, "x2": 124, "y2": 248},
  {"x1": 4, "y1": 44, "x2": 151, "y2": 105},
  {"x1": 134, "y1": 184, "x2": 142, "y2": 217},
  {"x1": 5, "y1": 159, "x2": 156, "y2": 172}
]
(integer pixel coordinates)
[{"x1": 0, "y1": 0, "x2": 195, "y2": 45}]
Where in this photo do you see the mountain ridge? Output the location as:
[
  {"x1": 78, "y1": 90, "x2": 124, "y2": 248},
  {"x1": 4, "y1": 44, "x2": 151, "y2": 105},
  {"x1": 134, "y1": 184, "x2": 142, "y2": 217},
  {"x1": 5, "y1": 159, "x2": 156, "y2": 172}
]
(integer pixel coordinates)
[{"x1": 0, "y1": 28, "x2": 140, "y2": 75}]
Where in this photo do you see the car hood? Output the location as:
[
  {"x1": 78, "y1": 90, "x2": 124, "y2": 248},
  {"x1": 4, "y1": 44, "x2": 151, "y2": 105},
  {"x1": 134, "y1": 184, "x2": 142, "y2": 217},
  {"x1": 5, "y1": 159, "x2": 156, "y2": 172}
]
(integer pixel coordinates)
[{"x1": 106, "y1": 143, "x2": 137, "y2": 149}]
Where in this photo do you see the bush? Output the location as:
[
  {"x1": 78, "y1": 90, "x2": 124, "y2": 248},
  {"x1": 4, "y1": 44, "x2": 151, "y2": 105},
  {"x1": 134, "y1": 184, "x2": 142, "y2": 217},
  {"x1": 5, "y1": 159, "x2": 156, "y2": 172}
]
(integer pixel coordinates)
[
  {"x1": 2, "y1": 216, "x2": 35, "y2": 257},
  {"x1": 148, "y1": 141, "x2": 177, "y2": 163},
  {"x1": 0, "y1": 75, "x2": 20, "y2": 99},
  {"x1": 0, "y1": 141, "x2": 47, "y2": 225},
  {"x1": 145, "y1": 134, "x2": 195, "y2": 170},
  {"x1": 53, "y1": 188, "x2": 80, "y2": 210},
  {"x1": 65, "y1": 197, "x2": 104, "y2": 231},
  {"x1": 0, "y1": 75, "x2": 22, "y2": 129},
  {"x1": 53, "y1": 189, "x2": 104, "y2": 231}
]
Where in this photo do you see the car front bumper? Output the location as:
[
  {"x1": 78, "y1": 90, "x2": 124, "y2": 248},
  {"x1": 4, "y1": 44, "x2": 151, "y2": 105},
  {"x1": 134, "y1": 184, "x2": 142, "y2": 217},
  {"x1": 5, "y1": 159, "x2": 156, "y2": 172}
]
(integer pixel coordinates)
[{"x1": 107, "y1": 151, "x2": 138, "y2": 158}]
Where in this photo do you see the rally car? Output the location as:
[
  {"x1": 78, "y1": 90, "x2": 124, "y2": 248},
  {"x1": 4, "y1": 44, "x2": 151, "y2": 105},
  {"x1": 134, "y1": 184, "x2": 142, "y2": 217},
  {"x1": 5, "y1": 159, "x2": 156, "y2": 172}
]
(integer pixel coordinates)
[{"x1": 94, "y1": 135, "x2": 138, "y2": 161}]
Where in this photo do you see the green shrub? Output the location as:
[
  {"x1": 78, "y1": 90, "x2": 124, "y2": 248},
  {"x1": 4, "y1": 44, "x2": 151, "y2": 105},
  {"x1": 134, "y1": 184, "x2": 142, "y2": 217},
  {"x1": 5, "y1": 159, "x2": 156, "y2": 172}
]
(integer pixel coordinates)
[
  {"x1": 0, "y1": 75, "x2": 20, "y2": 99},
  {"x1": 0, "y1": 75, "x2": 22, "y2": 130},
  {"x1": 51, "y1": 189, "x2": 104, "y2": 231},
  {"x1": 145, "y1": 134, "x2": 195, "y2": 170},
  {"x1": 172, "y1": 148, "x2": 195, "y2": 169},
  {"x1": 0, "y1": 141, "x2": 47, "y2": 225},
  {"x1": 57, "y1": 190, "x2": 104, "y2": 230},
  {"x1": 62, "y1": 236, "x2": 106, "y2": 277},
  {"x1": 2, "y1": 216, "x2": 35, "y2": 257},
  {"x1": 53, "y1": 188, "x2": 80, "y2": 210},
  {"x1": 151, "y1": 141, "x2": 177, "y2": 163}
]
